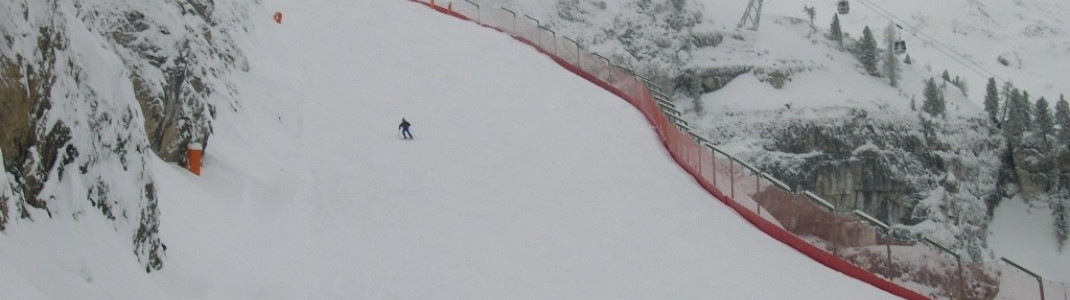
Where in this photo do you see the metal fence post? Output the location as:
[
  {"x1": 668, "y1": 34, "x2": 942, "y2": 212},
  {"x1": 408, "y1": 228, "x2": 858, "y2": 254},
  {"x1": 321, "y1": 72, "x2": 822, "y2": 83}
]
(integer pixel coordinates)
[
  {"x1": 926, "y1": 239, "x2": 963, "y2": 299},
  {"x1": 698, "y1": 144, "x2": 704, "y2": 178},
  {"x1": 756, "y1": 170, "x2": 762, "y2": 216},
  {"x1": 833, "y1": 220, "x2": 841, "y2": 257},
  {"x1": 524, "y1": 15, "x2": 539, "y2": 41},
  {"x1": 501, "y1": 7, "x2": 516, "y2": 33},
  {"x1": 707, "y1": 145, "x2": 717, "y2": 187},
  {"x1": 1002, "y1": 258, "x2": 1046, "y2": 300},
  {"x1": 539, "y1": 26, "x2": 557, "y2": 55},
  {"x1": 564, "y1": 36, "x2": 580, "y2": 67},
  {"x1": 886, "y1": 243, "x2": 893, "y2": 278},
  {"x1": 730, "y1": 158, "x2": 735, "y2": 199},
  {"x1": 463, "y1": 0, "x2": 479, "y2": 23},
  {"x1": 1040, "y1": 278, "x2": 1046, "y2": 300},
  {"x1": 593, "y1": 53, "x2": 610, "y2": 66}
]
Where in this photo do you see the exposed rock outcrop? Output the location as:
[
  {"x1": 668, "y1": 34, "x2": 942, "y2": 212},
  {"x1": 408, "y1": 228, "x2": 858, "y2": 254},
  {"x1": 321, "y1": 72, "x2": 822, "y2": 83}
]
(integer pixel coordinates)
[
  {"x1": 1012, "y1": 147, "x2": 1050, "y2": 200},
  {"x1": 699, "y1": 108, "x2": 1002, "y2": 260},
  {"x1": 0, "y1": 0, "x2": 250, "y2": 271}
]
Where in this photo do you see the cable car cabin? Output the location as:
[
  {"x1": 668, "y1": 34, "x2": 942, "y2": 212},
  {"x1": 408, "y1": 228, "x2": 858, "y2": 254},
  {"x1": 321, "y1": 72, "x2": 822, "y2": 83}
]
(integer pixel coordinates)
[
  {"x1": 894, "y1": 41, "x2": 906, "y2": 54},
  {"x1": 838, "y1": 0, "x2": 850, "y2": 14}
]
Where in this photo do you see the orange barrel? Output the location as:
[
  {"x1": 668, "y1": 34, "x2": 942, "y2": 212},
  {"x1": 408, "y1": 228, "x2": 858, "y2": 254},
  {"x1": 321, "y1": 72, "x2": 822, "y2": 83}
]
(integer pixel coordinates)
[{"x1": 187, "y1": 143, "x2": 203, "y2": 176}]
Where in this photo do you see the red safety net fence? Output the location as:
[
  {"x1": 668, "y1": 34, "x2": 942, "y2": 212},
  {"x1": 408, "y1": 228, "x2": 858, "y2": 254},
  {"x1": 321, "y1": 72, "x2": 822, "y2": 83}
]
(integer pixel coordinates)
[{"x1": 404, "y1": 1, "x2": 1066, "y2": 299}]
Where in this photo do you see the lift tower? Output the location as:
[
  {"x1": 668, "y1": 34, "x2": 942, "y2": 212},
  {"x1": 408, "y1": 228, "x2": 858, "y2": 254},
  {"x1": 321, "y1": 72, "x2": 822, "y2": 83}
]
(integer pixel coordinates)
[{"x1": 738, "y1": 0, "x2": 764, "y2": 30}]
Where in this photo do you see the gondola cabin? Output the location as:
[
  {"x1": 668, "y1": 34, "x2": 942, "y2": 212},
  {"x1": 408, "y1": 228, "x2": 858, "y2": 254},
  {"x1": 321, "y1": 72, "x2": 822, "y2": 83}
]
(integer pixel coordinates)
[
  {"x1": 838, "y1": 0, "x2": 850, "y2": 14},
  {"x1": 894, "y1": 41, "x2": 906, "y2": 54}
]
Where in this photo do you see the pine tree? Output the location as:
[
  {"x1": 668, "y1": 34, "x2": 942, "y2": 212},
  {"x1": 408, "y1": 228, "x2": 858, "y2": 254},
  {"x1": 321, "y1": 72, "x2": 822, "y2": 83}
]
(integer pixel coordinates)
[
  {"x1": 922, "y1": 77, "x2": 945, "y2": 118},
  {"x1": 882, "y1": 23, "x2": 900, "y2": 87},
  {"x1": 958, "y1": 78, "x2": 968, "y2": 97},
  {"x1": 1056, "y1": 199, "x2": 1069, "y2": 251},
  {"x1": 803, "y1": 5, "x2": 816, "y2": 26},
  {"x1": 1055, "y1": 95, "x2": 1070, "y2": 143},
  {"x1": 1004, "y1": 89, "x2": 1026, "y2": 144},
  {"x1": 1036, "y1": 97, "x2": 1054, "y2": 140},
  {"x1": 829, "y1": 14, "x2": 843, "y2": 49},
  {"x1": 941, "y1": 70, "x2": 951, "y2": 82},
  {"x1": 858, "y1": 26, "x2": 879, "y2": 76},
  {"x1": 984, "y1": 78, "x2": 1001, "y2": 125},
  {"x1": 904, "y1": 54, "x2": 912, "y2": 65},
  {"x1": 1022, "y1": 91, "x2": 1034, "y2": 131},
  {"x1": 1001, "y1": 81, "x2": 1016, "y2": 122}
]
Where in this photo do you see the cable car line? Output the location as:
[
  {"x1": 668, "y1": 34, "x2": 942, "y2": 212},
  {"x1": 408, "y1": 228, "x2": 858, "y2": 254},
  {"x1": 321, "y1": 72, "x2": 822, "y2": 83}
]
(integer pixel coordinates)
[{"x1": 851, "y1": 0, "x2": 1009, "y2": 83}]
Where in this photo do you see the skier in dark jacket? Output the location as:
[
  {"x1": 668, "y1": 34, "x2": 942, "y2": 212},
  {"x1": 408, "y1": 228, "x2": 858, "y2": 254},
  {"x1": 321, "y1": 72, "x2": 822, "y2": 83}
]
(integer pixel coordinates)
[{"x1": 398, "y1": 118, "x2": 413, "y2": 139}]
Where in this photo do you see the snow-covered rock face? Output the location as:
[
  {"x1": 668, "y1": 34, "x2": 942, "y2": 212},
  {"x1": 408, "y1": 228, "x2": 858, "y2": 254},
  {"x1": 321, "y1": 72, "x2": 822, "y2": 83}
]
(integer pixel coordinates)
[
  {"x1": 701, "y1": 108, "x2": 1003, "y2": 259},
  {"x1": 0, "y1": 0, "x2": 252, "y2": 271},
  {"x1": 1013, "y1": 147, "x2": 1050, "y2": 200},
  {"x1": 500, "y1": 0, "x2": 720, "y2": 84}
]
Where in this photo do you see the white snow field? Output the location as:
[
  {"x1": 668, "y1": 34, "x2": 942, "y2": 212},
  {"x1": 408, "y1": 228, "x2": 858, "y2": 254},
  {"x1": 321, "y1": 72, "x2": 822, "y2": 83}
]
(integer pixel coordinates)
[
  {"x1": 990, "y1": 196, "x2": 1070, "y2": 283},
  {"x1": 0, "y1": 0, "x2": 901, "y2": 299}
]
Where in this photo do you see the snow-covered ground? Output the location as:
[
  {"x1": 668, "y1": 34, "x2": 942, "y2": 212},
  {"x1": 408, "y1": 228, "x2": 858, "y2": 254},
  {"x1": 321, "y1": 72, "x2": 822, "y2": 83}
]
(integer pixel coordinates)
[
  {"x1": 990, "y1": 196, "x2": 1070, "y2": 282},
  {"x1": 0, "y1": 0, "x2": 902, "y2": 298},
  {"x1": 699, "y1": 0, "x2": 1070, "y2": 106}
]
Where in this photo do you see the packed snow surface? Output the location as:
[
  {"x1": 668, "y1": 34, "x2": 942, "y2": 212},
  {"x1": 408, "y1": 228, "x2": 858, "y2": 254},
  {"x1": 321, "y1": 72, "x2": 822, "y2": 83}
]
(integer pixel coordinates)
[
  {"x1": 990, "y1": 196, "x2": 1070, "y2": 282},
  {"x1": 0, "y1": 0, "x2": 905, "y2": 298}
]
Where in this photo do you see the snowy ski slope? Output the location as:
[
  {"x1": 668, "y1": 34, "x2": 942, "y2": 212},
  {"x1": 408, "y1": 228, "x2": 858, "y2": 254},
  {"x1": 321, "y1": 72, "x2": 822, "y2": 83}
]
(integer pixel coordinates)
[{"x1": 0, "y1": 0, "x2": 899, "y2": 298}]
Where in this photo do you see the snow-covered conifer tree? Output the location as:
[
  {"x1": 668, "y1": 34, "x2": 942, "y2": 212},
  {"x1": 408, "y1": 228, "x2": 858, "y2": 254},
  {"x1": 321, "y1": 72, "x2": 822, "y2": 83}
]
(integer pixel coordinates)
[
  {"x1": 1056, "y1": 199, "x2": 1068, "y2": 251},
  {"x1": 953, "y1": 76, "x2": 967, "y2": 97},
  {"x1": 858, "y1": 26, "x2": 879, "y2": 76},
  {"x1": 984, "y1": 78, "x2": 1001, "y2": 125},
  {"x1": 1022, "y1": 91, "x2": 1034, "y2": 131},
  {"x1": 922, "y1": 77, "x2": 945, "y2": 118},
  {"x1": 1004, "y1": 89, "x2": 1026, "y2": 144},
  {"x1": 829, "y1": 14, "x2": 843, "y2": 49},
  {"x1": 803, "y1": 5, "x2": 815, "y2": 26},
  {"x1": 1055, "y1": 95, "x2": 1070, "y2": 143},
  {"x1": 1001, "y1": 81, "x2": 1016, "y2": 122},
  {"x1": 1035, "y1": 97, "x2": 1054, "y2": 140},
  {"x1": 882, "y1": 23, "x2": 900, "y2": 87}
]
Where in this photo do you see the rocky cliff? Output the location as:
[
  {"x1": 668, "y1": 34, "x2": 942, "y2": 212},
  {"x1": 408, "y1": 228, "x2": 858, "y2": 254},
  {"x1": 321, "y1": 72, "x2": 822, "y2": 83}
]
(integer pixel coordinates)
[
  {"x1": 703, "y1": 107, "x2": 1004, "y2": 259},
  {"x1": 0, "y1": 0, "x2": 251, "y2": 271}
]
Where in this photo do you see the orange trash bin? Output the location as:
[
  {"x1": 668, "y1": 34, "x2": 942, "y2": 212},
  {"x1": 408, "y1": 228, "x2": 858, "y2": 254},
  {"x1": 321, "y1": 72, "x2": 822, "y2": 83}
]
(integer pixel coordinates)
[{"x1": 188, "y1": 143, "x2": 203, "y2": 176}]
